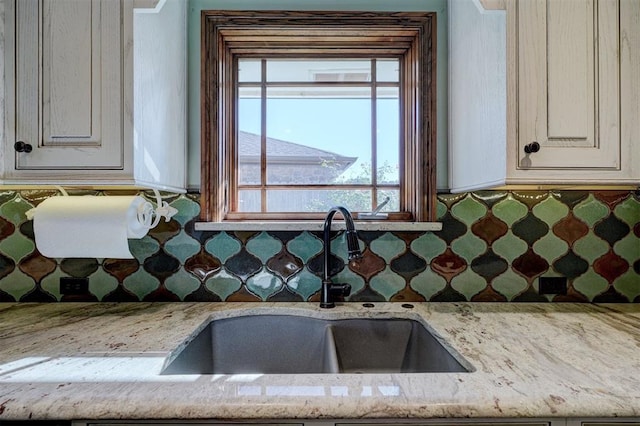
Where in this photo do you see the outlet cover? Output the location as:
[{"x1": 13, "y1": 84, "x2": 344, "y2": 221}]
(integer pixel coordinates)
[
  {"x1": 538, "y1": 276, "x2": 567, "y2": 295},
  {"x1": 60, "y1": 277, "x2": 89, "y2": 295}
]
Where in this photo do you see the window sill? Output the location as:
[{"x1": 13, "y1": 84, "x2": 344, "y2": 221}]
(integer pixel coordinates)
[{"x1": 194, "y1": 221, "x2": 442, "y2": 232}]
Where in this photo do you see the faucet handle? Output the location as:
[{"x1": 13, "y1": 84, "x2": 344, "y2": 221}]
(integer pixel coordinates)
[{"x1": 332, "y1": 283, "x2": 351, "y2": 298}]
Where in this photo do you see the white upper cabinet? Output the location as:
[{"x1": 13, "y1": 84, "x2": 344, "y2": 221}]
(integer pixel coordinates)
[
  {"x1": 12, "y1": 0, "x2": 123, "y2": 171},
  {"x1": 449, "y1": 0, "x2": 640, "y2": 192},
  {"x1": 514, "y1": 0, "x2": 621, "y2": 171},
  {"x1": 3, "y1": 0, "x2": 187, "y2": 192}
]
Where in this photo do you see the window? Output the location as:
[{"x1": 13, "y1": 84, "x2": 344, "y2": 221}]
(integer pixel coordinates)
[{"x1": 201, "y1": 11, "x2": 436, "y2": 222}]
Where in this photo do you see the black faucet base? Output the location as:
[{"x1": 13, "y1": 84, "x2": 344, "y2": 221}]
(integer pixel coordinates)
[{"x1": 320, "y1": 280, "x2": 351, "y2": 309}]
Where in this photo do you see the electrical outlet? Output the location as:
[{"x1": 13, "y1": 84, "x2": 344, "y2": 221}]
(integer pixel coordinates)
[
  {"x1": 538, "y1": 276, "x2": 567, "y2": 295},
  {"x1": 60, "y1": 277, "x2": 89, "y2": 295}
]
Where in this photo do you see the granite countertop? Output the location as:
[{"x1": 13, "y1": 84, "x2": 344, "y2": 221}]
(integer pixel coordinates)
[{"x1": 0, "y1": 302, "x2": 639, "y2": 421}]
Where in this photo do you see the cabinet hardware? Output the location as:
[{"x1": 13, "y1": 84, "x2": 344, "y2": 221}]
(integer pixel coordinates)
[
  {"x1": 14, "y1": 141, "x2": 33, "y2": 153},
  {"x1": 524, "y1": 141, "x2": 540, "y2": 154}
]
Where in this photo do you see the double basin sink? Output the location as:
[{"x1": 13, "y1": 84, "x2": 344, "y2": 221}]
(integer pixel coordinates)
[{"x1": 161, "y1": 313, "x2": 473, "y2": 375}]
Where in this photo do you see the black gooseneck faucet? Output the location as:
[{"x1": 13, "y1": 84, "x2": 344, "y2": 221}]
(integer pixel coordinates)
[{"x1": 321, "y1": 206, "x2": 362, "y2": 308}]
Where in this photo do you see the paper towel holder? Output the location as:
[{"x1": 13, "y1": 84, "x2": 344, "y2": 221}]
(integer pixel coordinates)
[
  {"x1": 26, "y1": 187, "x2": 178, "y2": 231},
  {"x1": 140, "y1": 188, "x2": 179, "y2": 229}
]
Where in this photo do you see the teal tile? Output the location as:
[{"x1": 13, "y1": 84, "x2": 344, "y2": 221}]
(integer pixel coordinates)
[
  {"x1": 0, "y1": 190, "x2": 18, "y2": 206},
  {"x1": 470, "y1": 249, "x2": 508, "y2": 282},
  {"x1": 287, "y1": 232, "x2": 323, "y2": 263},
  {"x1": 552, "y1": 191, "x2": 590, "y2": 208},
  {"x1": 471, "y1": 191, "x2": 509, "y2": 207},
  {"x1": 613, "y1": 196, "x2": 640, "y2": 227},
  {"x1": 450, "y1": 268, "x2": 487, "y2": 300},
  {"x1": 0, "y1": 269, "x2": 35, "y2": 300},
  {"x1": 129, "y1": 236, "x2": 161, "y2": 263},
  {"x1": 246, "y1": 232, "x2": 282, "y2": 263},
  {"x1": 573, "y1": 268, "x2": 609, "y2": 301},
  {"x1": 512, "y1": 191, "x2": 549, "y2": 208},
  {"x1": 451, "y1": 232, "x2": 487, "y2": 263},
  {"x1": 205, "y1": 268, "x2": 242, "y2": 300},
  {"x1": 492, "y1": 231, "x2": 528, "y2": 263},
  {"x1": 205, "y1": 232, "x2": 242, "y2": 263},
  {"x1": 286, "y1": 268, "x2": 322, "y2": 300},
  {"x1": 165, "y1": 231, "x2": 201, "y2": 264},
  {"x1": 451, "y1": 194, "x2": 488, "y2": 225},
  {"x1": 593, "y1": 215, "x2": 630, "y2": 245},
  {"x1": 438, "y1": 192, "x2": 467, "y2": 209},
  {"x1": 88, "y1": 268, "x2": 119, "y2": 300},
  {"x1": 613, "y1": 234, "x2": 640, "y2": 264},
  {"x1": 123, "y1": 268, "x2": 160, "y2": 299},
  {"x1": 410, "y1": 232, "x2": 447, "y2": 262},
  {"x1": 573, "y1": 232, "x2": 610, "y2": 263},
  {"x1": 492, "y1": 269, "x2": 529, "y2": 301},
  {"x1": 0, "y1": 194, "x2": 34, "y2": 225},
  {"x1": 613, "y1": 270, "x2": 640, "y2": 301},
  {"x1": 0, "y1": 232, "x2": 35, "y2": 262},
  {"x1": 165, "y1": 269, "x2": 201, "y2": 299},
  {"x1": 409, "y1": 268, "x2": 447, "y2": 300},
  {"x1": 246, "y1": 267, "x2": 283, "y2": 300},
  {"x1": 60, "y1": 258, "x2": 99, "y2": 277},
  {"x1": 369, "y1": 267, "x2": 405, "y2": 299},
  {"x1": 41, "y1": 268, "x2": 66, "y2": 300},
  {"x1": 370, "y1": 232, "x2": 405, "y2": 261},
  {"x1": 492, "y1": 194, "x2": 528, "y2": 227},
  {"x1": 532, "y1": 195, "x2": 569, "y2": 226},
  {"x1": 166, "y1": 195, "x2": 201, "y2": 226},
  {"x1": 533, "y1": 233, "x2": 569, "y2": 263},
  {"x1": 573, "y1": 194, "x2": 609, "y2": 226}
]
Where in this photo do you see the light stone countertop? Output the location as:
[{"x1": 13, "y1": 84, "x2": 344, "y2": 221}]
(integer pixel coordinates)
[{"x1": 0, "y1": 302, "x2": 639, "y2": 421}]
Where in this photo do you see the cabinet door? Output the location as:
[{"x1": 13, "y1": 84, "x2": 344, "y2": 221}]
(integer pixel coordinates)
[
  {"x1": 517, "y1": 0, "x2": 620, "y2": 170},
  {"x1": 14, "y1": 0, "x2": 123, "y2": 170}
]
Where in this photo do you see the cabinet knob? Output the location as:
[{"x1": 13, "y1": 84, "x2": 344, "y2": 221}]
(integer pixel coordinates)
[
  {"x1": 524, "y1": 142, "x2": 540, "y2": 154},
  {"x1": 14, "y1": 141, "x2": 33, "y2": 153}
]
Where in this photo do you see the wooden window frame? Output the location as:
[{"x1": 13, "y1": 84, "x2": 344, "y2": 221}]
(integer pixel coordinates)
[{"x1": 200, "y1": 11, "x2": 437, "y2": 222}]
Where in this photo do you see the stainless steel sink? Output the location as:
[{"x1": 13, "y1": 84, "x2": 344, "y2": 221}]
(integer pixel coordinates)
[
  {"x1": 329, "y1": 318, "x2": 470, "y2": 373},
  {"x1": 161, "y1": 314, "x2": 472, "y2": 375}
]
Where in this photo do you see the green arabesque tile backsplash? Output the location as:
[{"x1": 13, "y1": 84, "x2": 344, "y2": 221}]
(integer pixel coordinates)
[{"x1": 0, "y1": 189, "x2": 638, "y2": 303}]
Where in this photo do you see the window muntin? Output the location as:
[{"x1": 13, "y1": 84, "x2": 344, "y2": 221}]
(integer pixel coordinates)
[{"x1": 201, "y1": 11, "x2": 436, "y2": 222}]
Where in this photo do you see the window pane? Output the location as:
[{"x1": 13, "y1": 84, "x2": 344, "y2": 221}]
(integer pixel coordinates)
[
  {"x1": 238, "y1": 190, "x2": 261, "y2": 212},
  {"x1": 377, "y1": 189, "x2": 399, "y2": 212},
  {"x1": 376, "y1": 59, "x2": 399, "y2": 82},
  {"x1": 377, "y1": 87, "x2": 400, "y2": 185},
  {"x1": 265, "y1": 86, "x2": 371, "y2": 185},
  {"x1": 238, "y1": 59, "x2": 262, "y2": 82},
  {"x1": 238, "y1": 88, "x2": 262, "y2": 185},
  {"x1": 267, "y1": 189, "x2": 371, "y2": 213},
  {"x1": 266, "y1": 59, "x2": 371, "y2": 83}
]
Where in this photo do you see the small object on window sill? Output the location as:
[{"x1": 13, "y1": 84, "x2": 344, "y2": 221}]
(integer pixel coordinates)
[
  {"x1": 357, "y1": 212, "x2": 388, "y2": 220},
  {"x1": 357, "y1": 196, "x2": 390, "y2": 220}
]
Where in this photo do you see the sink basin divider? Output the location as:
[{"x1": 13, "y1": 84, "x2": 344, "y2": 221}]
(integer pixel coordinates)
[{"x1": 323, "y1": 325, "x2": 341, "y2": 374}]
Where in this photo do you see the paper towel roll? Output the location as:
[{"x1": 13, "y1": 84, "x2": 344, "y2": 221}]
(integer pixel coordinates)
[{"x1": 30, "y1": 196, "x2": 152, "y2": 259}]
